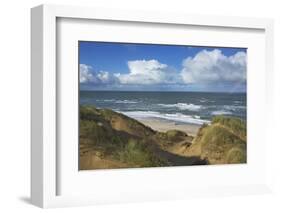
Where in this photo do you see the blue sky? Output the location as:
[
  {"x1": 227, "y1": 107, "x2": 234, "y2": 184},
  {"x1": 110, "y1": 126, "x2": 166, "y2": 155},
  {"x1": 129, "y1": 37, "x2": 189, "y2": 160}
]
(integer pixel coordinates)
[{"x1": 79, "y1": 41, "x2": 247, "y2": 92}]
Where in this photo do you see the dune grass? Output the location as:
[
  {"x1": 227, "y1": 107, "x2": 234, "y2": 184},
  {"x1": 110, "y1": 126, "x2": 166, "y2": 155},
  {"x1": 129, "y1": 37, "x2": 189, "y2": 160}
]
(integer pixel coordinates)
[
  {"x1": 80, "y1": 106, "x2": 247, "y2": 168},
  {"x1": 80, "y1": 105, "x2": 168, "y2": 167},
  {"x1": 212, "y1": 115, "x2": 246, "y2": 140},
  {"x1": 118, "y1": 139, "x2": 167, "y2": 167},
  {"x1": 190, "y1": 115, "x2": 247, "y2": 164}
]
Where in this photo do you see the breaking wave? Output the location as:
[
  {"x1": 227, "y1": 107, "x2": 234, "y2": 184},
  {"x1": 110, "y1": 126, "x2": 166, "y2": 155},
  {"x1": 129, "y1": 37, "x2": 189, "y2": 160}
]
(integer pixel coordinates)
[
  {"x1": 158, "y1": 103, "x2": 203, "y2": 111},
  {"x1": 120, "y1": 111, "x2": 210, "y2": 125}
]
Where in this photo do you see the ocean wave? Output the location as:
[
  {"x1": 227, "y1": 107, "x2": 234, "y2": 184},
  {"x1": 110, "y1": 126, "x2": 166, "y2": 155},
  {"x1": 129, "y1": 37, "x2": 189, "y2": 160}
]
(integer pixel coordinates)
[
  {"x1": 97, "y1": 99, "x2": 138, "y2": 104},
  {"x1": 211, "y1": 110, "x2": 232, "y2": 115},
  {"x1": 115, "y1": 100, "x2": 139, "y2": 104},
  {"x1": 199, "y1": 98, "x2": 215, "y2": 103},
  {"x1": 223, "y1": 105, "x2": 246, "y2": 111},
  {"x1": 97, "y1": 99, "x2": 115, "y2": 102},
  {"x1": 158, "y1": 103, "x2": 202, "y2": 111},
  {"x1": 234, "y1": 101, "x2": 243, "y2": 104},
  {"x1": 120, "y1": 111, "x2": 210, "y2": 125}
]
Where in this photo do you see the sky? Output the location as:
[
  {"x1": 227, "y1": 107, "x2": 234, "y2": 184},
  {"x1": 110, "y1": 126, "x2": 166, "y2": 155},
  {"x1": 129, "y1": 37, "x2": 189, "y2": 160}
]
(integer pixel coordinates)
[{"x1": 79, "y1": 41, "x2": 247, "y2": 92}]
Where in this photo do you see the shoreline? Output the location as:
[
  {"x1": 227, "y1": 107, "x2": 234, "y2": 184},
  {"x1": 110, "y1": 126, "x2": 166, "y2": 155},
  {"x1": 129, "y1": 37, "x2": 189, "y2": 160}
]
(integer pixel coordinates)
[{"x1": 136, "y1": 118, "x2": 201, "y2": 137}]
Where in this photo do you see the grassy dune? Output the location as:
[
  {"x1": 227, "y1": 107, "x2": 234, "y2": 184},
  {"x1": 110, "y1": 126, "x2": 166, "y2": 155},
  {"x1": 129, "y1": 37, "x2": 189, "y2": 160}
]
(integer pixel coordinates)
[
  {"x1": 80, "y1": 106, "x2": 169, "y2": 169},
  {"x1": 79, "y1": 106, "x2": 247, "y2": 170},
  {"x1": 186, "y1": 116, "x2": 246, "y2": 164}
]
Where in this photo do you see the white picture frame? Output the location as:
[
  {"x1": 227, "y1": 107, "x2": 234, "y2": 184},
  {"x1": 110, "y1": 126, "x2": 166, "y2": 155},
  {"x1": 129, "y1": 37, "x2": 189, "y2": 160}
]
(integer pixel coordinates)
[{"x1": 31, "y1": 4, "x2": 274, "y2": 208}]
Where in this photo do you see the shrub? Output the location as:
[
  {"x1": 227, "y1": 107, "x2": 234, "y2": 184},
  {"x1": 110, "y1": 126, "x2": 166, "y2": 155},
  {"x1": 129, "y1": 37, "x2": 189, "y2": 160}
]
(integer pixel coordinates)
[
  {"x1": 191, "y1": 116, "x2": 247, "y2": 164},
  {"x1": 212, "y1": 116, "x2": 246, "y2": 140},
  {"x1": 118, "y1": 139, "x2": 167, "y2": 167},
  {"x1": 226, "y1": 147, "x2": 246, "y2": 164}
]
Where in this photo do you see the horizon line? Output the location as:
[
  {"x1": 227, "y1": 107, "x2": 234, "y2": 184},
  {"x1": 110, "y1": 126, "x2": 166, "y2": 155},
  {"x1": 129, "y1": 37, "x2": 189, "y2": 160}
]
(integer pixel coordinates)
[{"x1": 80, "y1": 89, "x2": 246, "y2": 94}]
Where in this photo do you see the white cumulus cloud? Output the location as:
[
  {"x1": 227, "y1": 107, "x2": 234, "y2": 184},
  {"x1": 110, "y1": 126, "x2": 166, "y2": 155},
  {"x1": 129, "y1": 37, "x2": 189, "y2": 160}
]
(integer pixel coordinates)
[
  {"x1": 80, "y1": 64, "x2": 117, "y2": 84},
  {"x1": 116, "y1": 59, "x2": 181, "y2": 85},
  {"x1": 80, "y1": 64, "x2": 98, "y2": 83},
  {"x1": 80, "y1": 49, "x2": 246, "y2": 92},
  {"x1": 181, "y1": 49, "x2": 246, "y2": 84}
]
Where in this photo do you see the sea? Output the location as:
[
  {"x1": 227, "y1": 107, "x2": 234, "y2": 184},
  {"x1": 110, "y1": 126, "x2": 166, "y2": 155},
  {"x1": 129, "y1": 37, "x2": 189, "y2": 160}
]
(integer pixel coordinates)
[{"x1": 80, "y1": 91, "x2": 246, "y2": 125}]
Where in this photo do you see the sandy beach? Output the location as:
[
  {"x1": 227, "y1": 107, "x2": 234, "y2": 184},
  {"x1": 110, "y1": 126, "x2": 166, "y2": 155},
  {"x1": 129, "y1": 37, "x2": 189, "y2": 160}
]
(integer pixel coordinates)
[{"x1": 137, "y1": 118, "x2": 201, "y2": 137}]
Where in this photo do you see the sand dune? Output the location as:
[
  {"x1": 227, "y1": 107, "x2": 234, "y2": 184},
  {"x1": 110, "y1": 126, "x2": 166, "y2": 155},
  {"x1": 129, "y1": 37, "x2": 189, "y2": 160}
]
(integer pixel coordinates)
[{"x1": 79, "y1": 106, "x2": 246, "y2": 170}]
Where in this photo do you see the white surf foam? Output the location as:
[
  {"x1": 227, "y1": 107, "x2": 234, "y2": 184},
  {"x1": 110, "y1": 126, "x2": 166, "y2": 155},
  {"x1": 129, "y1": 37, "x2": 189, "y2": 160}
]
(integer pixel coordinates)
[
  {"x1": 120, "y1": 111, "x2": 210, "y2": 125},
  {"x1": 115, "y1": 100, "x2": 138, "y2": 104},
  {"x1": 158, "y1": 103, "x2": 202, "y2": 111},
  {"x1": 97, "y1": 99, "x2": 138, "y2": 104},
  {"x1": 223, "y1": 105, "x2": 246, "y2": 111},
  {"x1": 211, "y1": 110, "x2": 232, "y2": 115}
]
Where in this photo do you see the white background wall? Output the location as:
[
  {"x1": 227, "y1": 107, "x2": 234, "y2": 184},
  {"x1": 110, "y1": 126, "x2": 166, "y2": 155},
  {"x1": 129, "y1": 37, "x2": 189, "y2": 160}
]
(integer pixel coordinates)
[{"x1": 0, "y1": 0, "x2": 280, "y2": 212}]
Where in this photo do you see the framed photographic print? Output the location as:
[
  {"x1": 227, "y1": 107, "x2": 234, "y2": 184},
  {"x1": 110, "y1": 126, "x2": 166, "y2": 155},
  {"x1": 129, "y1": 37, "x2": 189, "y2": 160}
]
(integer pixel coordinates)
[
  {"x1": 31, "y1": 4, "x2": 274, "y2": 208},
  {"x1": 78, "y1": 41, "x2": 247, "y2": 170}
]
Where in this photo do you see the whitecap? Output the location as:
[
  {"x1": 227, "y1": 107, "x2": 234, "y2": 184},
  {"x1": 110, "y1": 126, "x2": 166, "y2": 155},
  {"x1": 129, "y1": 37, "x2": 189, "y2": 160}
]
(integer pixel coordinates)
[
  {"x1": 158, "y1": 103, "x2": 202, "y2": 111},
  {"x1": 223, "y1": 105, "x2": 246, "y2": 111},
  {"x1": 211, "y1": 110, "x2": 232, "y2": 115},
  {"x1": 115, "y1": 100, "x2": 138, "y2": 104},
  {"x1": 120, "y1": 111, "x2": 210, "y2": 125},
  {"x1": 99, "y1": 99, "x2": 116, "y2": 102}
]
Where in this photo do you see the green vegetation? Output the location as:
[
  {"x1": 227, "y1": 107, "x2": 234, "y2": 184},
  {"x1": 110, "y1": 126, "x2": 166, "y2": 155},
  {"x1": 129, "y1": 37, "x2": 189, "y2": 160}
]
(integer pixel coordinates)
[
  {"x1": 226, "y1": 147, "x2": 247, "y2": 164},
  {"x1": 155, "y1": 129, "x2": 193, "y2": 149},
  {"x1": 158, "y1": 130, "x2": 187, "y2": 141},
  {"x1": 189, "y1": 116, "x2": 246, "y2": 164},
  {"x1": 212, "y1": 115, "x2": 246, "y2": 140},
  {"x1": 80, "y1": 106, "x2": 247, "y2": 169},
  {"x1": 80, "y1": 105, "x2": 167, "y2": 168},
  {"x1": 118, "y1": 139, "x2": 167, "y2": 167}
]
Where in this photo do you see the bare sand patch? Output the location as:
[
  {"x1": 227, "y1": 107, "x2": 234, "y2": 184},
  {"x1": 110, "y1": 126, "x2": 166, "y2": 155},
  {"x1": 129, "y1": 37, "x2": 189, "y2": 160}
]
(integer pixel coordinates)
[{"x1": 138, "y1": 119, "x2": 200, "y2": 137}]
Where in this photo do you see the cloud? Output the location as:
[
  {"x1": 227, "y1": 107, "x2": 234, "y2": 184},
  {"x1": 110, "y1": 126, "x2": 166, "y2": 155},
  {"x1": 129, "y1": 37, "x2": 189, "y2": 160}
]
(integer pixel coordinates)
[
  {"x1": 80, "y1": 64, "x2": 97, "y2": 83},
  {"x1": 80, "y1": 49, "x2": 246, "y2": 92},
  {"x1": 80, "y1": 64, "x2": 117, "y2": 84},
  {"x1": 181, "y1": 49, "x2": 246, "y2": 84},
  {"x1": 116, "y1": 59, "x2": 181, "y2": 85}
]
